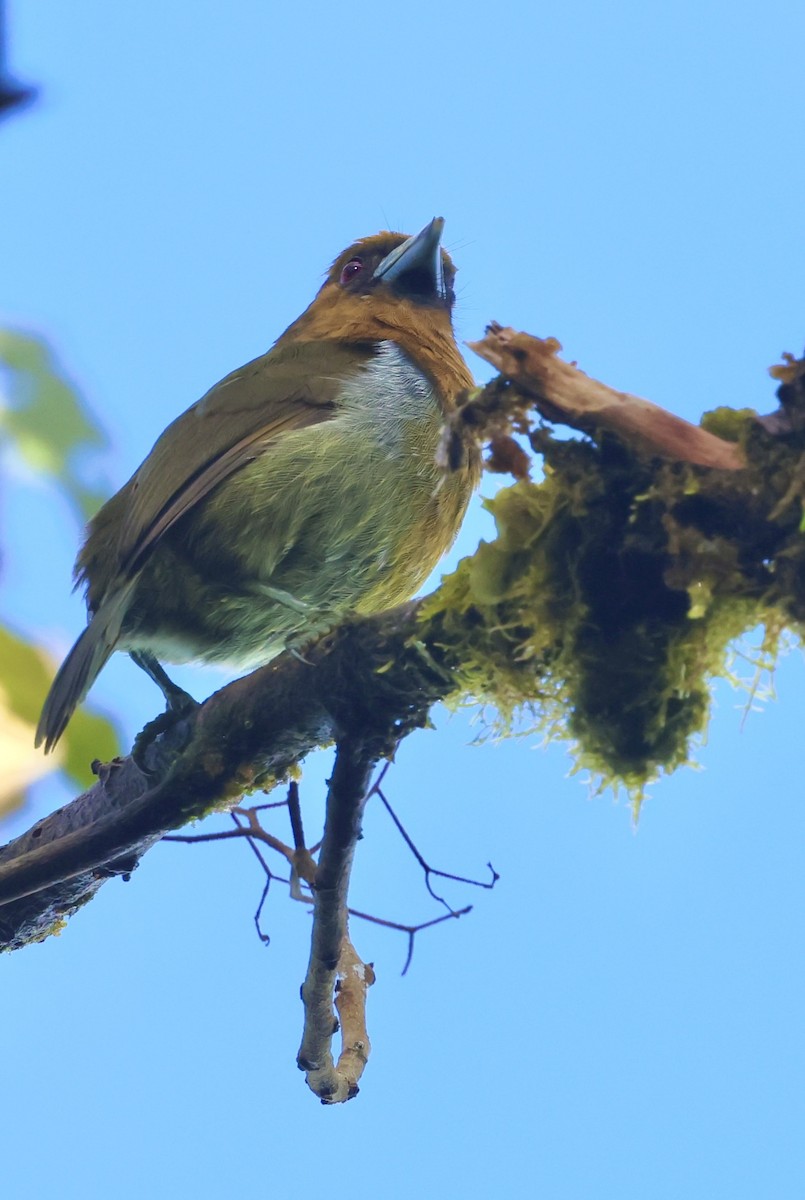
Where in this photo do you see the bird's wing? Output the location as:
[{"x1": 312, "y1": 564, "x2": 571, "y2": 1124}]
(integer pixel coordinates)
[{"x1": 95, "y1": 340, "x2": 372, "y2": 585}]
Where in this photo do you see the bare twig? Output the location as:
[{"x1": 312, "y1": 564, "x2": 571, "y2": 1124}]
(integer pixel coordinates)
[
  {"x1": 230, "y1": 808, "x2": 285, "y2": 944},
  {"x1": 162, "y1": 828, "x2": 251, "y2": 845},
  {"x1": 467, "y1": 324, "x2": 746, "y2": 470},
  {"x1": 287, "y1": 781, "x2": 306, "y2": 851},
  {"x1": 374, "y1": 782, "x2": 499, "y2": 911},
  {"x1": 285, "y1": 781, "x2": 318, "y2": 900},
  {"x1": 298, "y1": 737, "x2": 379, "y2": 1104},
  {"x1": 346, "y1": 904, "x2": 474, "y2": 975},
  {"x1": 164, "y1": 814, "x2": 293, "y2": 860},
  {"x1": 230, "y1": 809, "x2": 287, "y2": 880},
  {"x1": 164, "y1": 812, "x2": 294, "y2": 943},
  {"x1": 164, "y1": 800, "x2": 481, "y2": 973},
  {"x1": 252, "y1": 876, "x2": 272, "y2": 945},
  {"x1": 398, "y1": 908, "x2": 472, "y2": 976}
]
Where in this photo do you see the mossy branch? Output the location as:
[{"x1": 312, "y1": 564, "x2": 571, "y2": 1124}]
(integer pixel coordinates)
[{"x1": 436, "y1": 330, "x2": 805, "y2": 799}]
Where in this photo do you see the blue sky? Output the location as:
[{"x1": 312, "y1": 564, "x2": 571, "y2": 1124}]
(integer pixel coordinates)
[{"x1": 2, "y1": 2, "x2": 805, "y2": 1197}]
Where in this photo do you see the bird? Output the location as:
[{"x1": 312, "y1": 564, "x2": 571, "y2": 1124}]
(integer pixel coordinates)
[{"x1": 36, "y1": 217, "x2": 480, "y2": 752}]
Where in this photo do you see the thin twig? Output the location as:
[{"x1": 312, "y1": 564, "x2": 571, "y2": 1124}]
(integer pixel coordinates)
[
  {"x1": 347, "y1": 904, "x2": 473, "y2": 975},
  {"x1": 162, "y1": 817, "x2": 475, "y2": 971},
  {"x1": 287, "y1": 781, "x2": 306, "y2": 851},
  {"x1": 375, "y1": 785, "x2": 499, "y2": 910},
  {"x1": 162, "y1": 829, "x2": 250, "y2": 845},
  {"x1": 252, "y1": 875, "x2": 272, "y2": 945},
  {"x1": 164, "y1": 780, "x2": 492, "y2": 973},
  {"x1": 164, "y1": 819, "x2": 293, "y2": 861},
  {"x1": 231, "y1": 809, "x2": 284, "y2": 943}
]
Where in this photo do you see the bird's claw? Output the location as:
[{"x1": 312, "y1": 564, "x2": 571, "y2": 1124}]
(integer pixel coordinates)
[{"x1": 132, "y1": 691, "x2": 199, "y2": 775}]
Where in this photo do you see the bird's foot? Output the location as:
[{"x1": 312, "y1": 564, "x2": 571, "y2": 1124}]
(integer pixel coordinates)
[{"x1": 132, "y1": 690, "x2": 199, "y2": 775}]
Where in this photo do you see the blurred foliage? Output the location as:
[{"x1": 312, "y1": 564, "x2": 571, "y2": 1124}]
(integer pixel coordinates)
[
  {"x1": 0, "y1": 625, "x2": 119, "y2": 811},
  {"x1": 1, "y1": 329, "x2": 120, "y2": 815},
  {"x1": 425, "y1": 356, "x2": 805, "y2": 806},
  {"x1": 0, "y1": 328, "x2": 108, "y2": 520}
]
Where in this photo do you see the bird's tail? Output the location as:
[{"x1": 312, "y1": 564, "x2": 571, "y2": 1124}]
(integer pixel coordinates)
[{"x1": 36, "y1": 582, "x2": 136, "y2": 753}]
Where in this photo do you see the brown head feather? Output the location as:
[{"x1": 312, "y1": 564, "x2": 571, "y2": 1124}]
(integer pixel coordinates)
[{"x1": 278, "y1": 232, "x2": 474, "y2": 408}]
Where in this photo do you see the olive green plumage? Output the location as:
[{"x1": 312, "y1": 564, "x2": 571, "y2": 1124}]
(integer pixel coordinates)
[{"x1": 37, "y1": 220, "x2": 479, "y2": 751}]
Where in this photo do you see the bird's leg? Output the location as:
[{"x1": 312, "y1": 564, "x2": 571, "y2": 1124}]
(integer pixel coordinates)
[
  {"x1": 130, "y1": 650, "x2": 197, "y2": 712},
  {"x1": 130, "y1": 650, "x2": 199, "y2": 773}
]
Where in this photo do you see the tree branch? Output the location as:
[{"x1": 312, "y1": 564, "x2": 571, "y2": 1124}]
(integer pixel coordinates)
[
  {"x1": 466, "y1": 323, "x2": 745, "y2": 470},
  {"x1": 297, "y1": 737, "x2": 379, "y2": 1103}
]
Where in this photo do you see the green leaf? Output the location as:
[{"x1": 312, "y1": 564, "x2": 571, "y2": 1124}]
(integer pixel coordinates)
[
  {"x1": 0, "y1": 624, "x2": 121, "y2": 795},
  {"x1": 0, "y1": 329, "x2": 108, "y2": 521},
  {"x1": 62, "y1": 703, "x2": 121, "y2": 788}
]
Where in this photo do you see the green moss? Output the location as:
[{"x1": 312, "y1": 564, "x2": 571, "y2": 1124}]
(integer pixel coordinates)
[{"x1": 424, "y1": 399, "x2": 805, "y2": 799}]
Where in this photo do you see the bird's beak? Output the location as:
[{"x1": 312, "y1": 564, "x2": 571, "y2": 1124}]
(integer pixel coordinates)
[{"x1": 373, "y1": 217, "x2": 446, "y2": 298}]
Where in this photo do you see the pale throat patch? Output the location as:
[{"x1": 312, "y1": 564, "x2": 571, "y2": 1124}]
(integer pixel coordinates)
[{"x1": 337, "y1": 341, "x2": 438, "y2": 454}]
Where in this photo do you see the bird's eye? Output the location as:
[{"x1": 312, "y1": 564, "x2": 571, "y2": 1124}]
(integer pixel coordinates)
[{"x1": 340, "y1": 258, "x2": 363, "y2": 284}]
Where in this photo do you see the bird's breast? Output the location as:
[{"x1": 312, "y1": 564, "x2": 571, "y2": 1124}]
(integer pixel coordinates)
[{"x1": 337, "y1": 340, "x2": 441, "y2": 455}]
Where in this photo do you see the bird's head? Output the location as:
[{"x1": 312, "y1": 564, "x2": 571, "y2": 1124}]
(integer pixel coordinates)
[
  {"x1": 278, "y1": 218, "x2": 472, "y2": 401},
  {"x1": 326, "y1": 217, "x2": 456, "y2": 311}
]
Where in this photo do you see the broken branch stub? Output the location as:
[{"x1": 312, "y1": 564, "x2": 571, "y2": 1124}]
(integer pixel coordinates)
[{"x1": 467, "y1": 324, "x2": 745, "y2": 471}]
